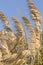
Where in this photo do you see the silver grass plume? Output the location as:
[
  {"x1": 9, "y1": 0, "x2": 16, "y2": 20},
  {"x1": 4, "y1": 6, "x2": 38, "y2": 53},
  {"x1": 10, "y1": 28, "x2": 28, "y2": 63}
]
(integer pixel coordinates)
[
  {"x1": 27, "y1": 0, "x2": 41, "y2": 52},
  {"x1": 27, "y1": 0, "x2": 41, "y2": 22},
  {"x1": 22, "y1": 17, "x2": 37, "y2": 65},
  {"x1": 12, "y1": 16, "x2": 25, "y2": 36},
  {"x1": 22, "y1": 17, "x2": 36, "y2": 43},
  {"x1": 12, "y1": 17, "x2": 28, "y2": 53},
  {"x1": 22, "y1": 17, "x2": 36, "y2": 54},
  {"x1": 0, "y1": 12, "x2": 9, "y2": 27},
  {"x1": 27, "y1": 0, "x2": 41, "y2": 64}
]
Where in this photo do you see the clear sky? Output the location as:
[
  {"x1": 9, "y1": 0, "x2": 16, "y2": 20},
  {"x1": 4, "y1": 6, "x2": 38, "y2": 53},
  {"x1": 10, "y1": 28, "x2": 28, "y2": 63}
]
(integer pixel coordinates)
[{"x1": 0, "y1": 0, "x2": 43, "y2": 31}]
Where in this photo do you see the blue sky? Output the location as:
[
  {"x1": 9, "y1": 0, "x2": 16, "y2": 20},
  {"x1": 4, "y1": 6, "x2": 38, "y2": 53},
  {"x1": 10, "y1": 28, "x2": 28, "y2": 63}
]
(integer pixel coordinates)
[{"x1": 0, "y1": 0, "x2": 43, "y2": 31}]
